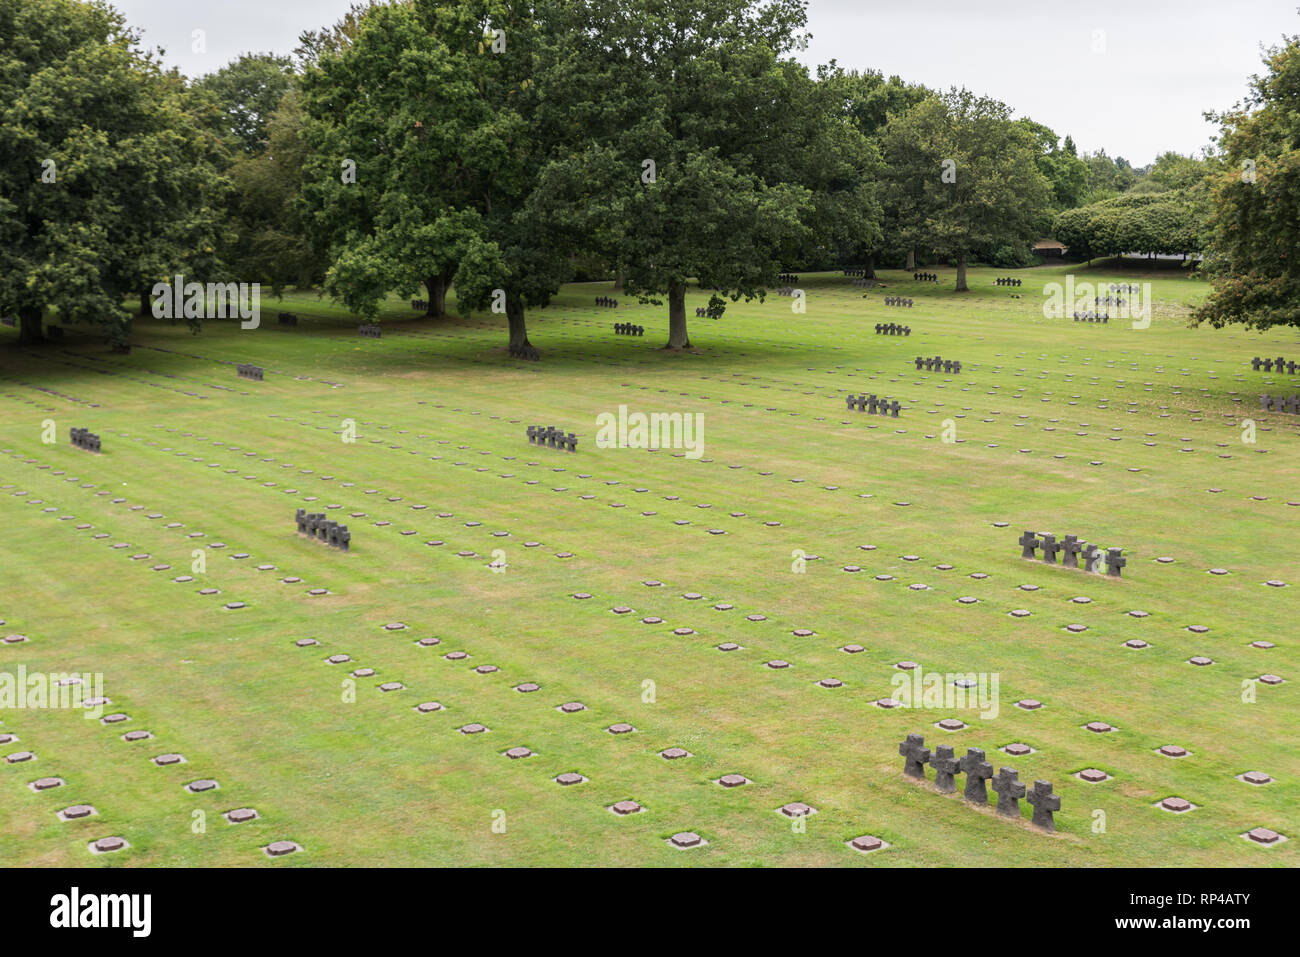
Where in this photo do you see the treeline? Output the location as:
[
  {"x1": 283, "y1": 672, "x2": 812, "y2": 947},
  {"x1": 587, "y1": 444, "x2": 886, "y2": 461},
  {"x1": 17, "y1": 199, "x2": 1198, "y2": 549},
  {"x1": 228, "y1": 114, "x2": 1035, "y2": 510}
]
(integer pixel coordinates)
[{"x1": 2, "y1": 0, "x2": 1290, "y2": 346}]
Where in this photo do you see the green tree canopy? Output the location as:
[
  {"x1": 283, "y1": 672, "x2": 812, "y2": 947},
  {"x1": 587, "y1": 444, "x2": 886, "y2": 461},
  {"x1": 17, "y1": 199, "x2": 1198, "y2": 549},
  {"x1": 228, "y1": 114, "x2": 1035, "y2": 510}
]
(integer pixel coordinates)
[
  {"x1": 881, "y1": 89, "x2": 1051, "y2": 290},
  {"x1": 0, "y1": 0, "x2": 228, "y2": 344},
  {"x1": 1197, "y1": 33, "x2": 1300, "y2": 330}
]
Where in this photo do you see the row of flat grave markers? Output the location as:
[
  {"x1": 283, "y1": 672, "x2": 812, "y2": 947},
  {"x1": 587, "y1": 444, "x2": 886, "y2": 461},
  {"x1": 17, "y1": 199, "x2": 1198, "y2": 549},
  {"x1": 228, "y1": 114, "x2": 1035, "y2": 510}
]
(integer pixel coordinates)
[
  {"x1": 1073, "y1": 312, "x2": 1109, "y2": 322},
  {"x1": 358, "y1": 323, "x2": 382, "y2": 338},
  {"x1": 1253, "y1": 357, "x2": 1298, "y2": 374},
  {"x1": 614, "y1": 322, "x2": 644, "y2": 336},
  {"x1": 1260, "y1": 393, "x2": 1300, "y2": 414},
  {"x1": 236, "y1": 363, "x2": 263, "y2": 381},
  {"x1": 1019, "y1": 531, "x2": 1126, "y2": 577},
  {"x1": 295, "y1": 509, "x2": 351, "y2": 551},
  {"x1": 994, "y1": 277, "x2": 1023, "y2": 287},
  {"x1": 527, "y1": 425, "x2": 577, "y2": 452},
  {"x1": 914, "y1": 356, "x2": 961, "y2": 374},
  {"x1": 884, "y1": 296, "x2": 913, "y2": 307},
  {"x1": 875, "y1": 322, "x2": 910, "y2": 336},
  {"x1": 913, "y1": 272, "x2": 938, "y2": 282},
  {"x1": 846, "y1": 393, "x2": 901, "y2": 417},
  {"x1": 776, "y1": 273, "x2": 799, "y2": 284},
  {"x1": 595, "y1": 296, "x2": 618, "y2": 308},
  {"x1": 277, "y1": 312, "x2": 298, "y2": 327},
  {"x1": 899, "y1": 734, "x2": 1060, "y2": 832},
  {"x1": 70, "y1": 427, "x2": 101, "y2": 454},
  {"x1": 509, "y1": 343, "x2": 541, "y2": 361},
  {"x1": 410, "y1": 299, "x2": 428, "y2": 311}
]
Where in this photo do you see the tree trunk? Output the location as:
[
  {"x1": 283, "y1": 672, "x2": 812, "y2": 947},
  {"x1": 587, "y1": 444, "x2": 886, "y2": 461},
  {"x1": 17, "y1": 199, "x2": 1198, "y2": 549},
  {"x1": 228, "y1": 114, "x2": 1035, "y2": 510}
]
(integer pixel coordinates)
[
  {"x1": 955, "y1": 255, "x2": 968, "y2": 291},
  {"x1": 864, "y1": 254, "x2": 876, "y2": 280},
  {"x1": 140, "y1": 289, "x2": 151, "y2": 316},
  {"x1": 614, "y1": 272, "x2": 624, "y2": 292},
  {"x1": 18, "y1": 306, "x2": 43, "y2": 344},
  {"x1": 506, "y1": 292, "x2": 531, "y2": 350},
  {"x1": 425, "y1": 268, "x2": 454, "y2": 318},
  {"x1": 905, "y1": 249, "x2": 916, "y2": 271},
  {"x1": 666, "y1": 281, "x2": 690, "y2": 349}
]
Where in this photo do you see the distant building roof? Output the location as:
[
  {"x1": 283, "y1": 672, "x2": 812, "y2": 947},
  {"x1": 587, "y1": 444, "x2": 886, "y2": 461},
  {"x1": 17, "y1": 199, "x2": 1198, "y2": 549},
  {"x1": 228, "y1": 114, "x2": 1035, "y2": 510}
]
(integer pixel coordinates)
[{"x1": 1033, "y1": 239, "x2": 1067, "y2": 251}]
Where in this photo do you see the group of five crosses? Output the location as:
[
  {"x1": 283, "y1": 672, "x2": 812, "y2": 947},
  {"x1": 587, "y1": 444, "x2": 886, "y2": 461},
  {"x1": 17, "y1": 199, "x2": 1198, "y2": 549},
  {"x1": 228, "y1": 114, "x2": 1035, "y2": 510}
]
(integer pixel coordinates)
[
  {"x1": 900, "y1": 733, "x2": 1060, "y2": 831},
  {"x1": 1019, "y1": 530, "x2": 1125, "y2": 577},
  {"x1": 846, "y1": 393, "x2": 901, "y2": 417}
]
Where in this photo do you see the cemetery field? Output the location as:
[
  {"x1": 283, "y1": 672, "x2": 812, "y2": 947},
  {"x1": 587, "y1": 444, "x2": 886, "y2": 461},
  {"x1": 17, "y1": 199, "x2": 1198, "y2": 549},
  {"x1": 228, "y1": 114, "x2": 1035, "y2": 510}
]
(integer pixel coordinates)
[{"x1": 1, "y1": 262, "x2": 1297, "y2": 867}]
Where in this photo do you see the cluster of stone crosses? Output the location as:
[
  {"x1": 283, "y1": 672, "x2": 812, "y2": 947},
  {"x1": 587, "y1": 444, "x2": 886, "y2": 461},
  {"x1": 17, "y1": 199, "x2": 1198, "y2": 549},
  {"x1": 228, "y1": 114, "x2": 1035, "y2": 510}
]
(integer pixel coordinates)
[
  {"x1": 1072, "y1": 312, "x2": 1109, "y2": 322},
  {"x1": 777, "y1": 273, "x2": 799, "y2": 284},
  {"x1": 842, "y1": 268, "x2": 869, "y2": 278},
  {"x1": 773, "y1": 287, "x2": 798, "y2": 297},
  {"x1": 914, "y1": 356, "x2": 961, "y2": 374},
  {"x1": 410, "y1": 299, "x2": 428, "y2": 311},
  {"x1": 357, "y1": 323, "x2": 382, "y2": 338},
  {"x1": 884, "y1": 296, "x2": 913, "y2": 307},
  {"x1": 236, "y1": 363, "x2": 263, "y2": 381},
  {"x1": 614, "y1": 322, "x2": 644, "y2": 336},
  {"x1": 527, "y1": 424, "x2": 577, "y2": 452},
  {"x1": 70, "y1": 427, "x2": 101, "y2": 454},
  {"x1": 1252, "y1": 356, "x2": 1296, "y2": 374},
  {"x1": 1095, "y1": 294, "x2": 1125, "y2": 307},
  {"x1": 994, "y1": 277, "x2": 1022, "y2": 287},
  {"x1": 913, "y1": 271, "x2": 938, "y2": 282},
  {"x1": 1259, "y1": 393, "x2": 1299, "y2": 414},
  {"x1": 277, "y1": 312, "x2": 298, "y2": 327},
  {"x1": 296, "y1": 508, "x2": 350, "y2": 551},
  {"x1": 595, "y1": 296, "x2": 618, "y2": 308},
  {"x1": 899, "y1": 734, "x2": 1060, "y2": 832},
  {"x1": 1019, "y1": 530, "x2": 1126, "y2": 576},
  {"x1": 509, "y1": 343, "x2": 541, "y2": 361},
  {"x1": 875, "y1": 322, "x2": 910, "y2": 336},
  {"x1": 845, "y1": 393, "x2": 901, "y2": 417},
  {"x1": 694, "y1": 305, "x2": 725, "y2": 318}
]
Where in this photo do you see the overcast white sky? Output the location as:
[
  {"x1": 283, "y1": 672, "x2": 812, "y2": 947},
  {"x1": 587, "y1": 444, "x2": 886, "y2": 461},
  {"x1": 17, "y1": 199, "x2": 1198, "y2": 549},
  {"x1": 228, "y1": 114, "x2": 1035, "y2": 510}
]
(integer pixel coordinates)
[{"x1": 112, "y1": 0, "x2": 1299, "y2": 167}]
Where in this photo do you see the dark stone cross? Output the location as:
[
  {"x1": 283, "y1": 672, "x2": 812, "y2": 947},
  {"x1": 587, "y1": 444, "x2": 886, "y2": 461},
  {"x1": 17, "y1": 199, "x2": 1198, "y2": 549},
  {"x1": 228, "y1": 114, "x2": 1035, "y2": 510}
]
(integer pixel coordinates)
[
  {"x1": 1061, "y1": 534, "x2": 1083, "y2": 569},
  {"x1": 898, "y1": 733, "x2": 931, "y2": 779},
  {"x1": 932, "y1": 744, "x2": 960, "y2": 793},
  {"x1": 866, "y1": 394, "x2": 879, "y2": 415},
  {"x1": 1040, "y1": 533, "x2": 1061, "y2": 564},
  {"x1": 889, "y1": 400, "x2": 901, "y2": 417},
  {"x1": 1105, "y1": 547, "x2": 1126, "y2": 578},
  {"x1": 1082, "y1": 543, "x2": 1103, "y2": 574},
  {"x1": 1252, "y1": 357, "x2": 1263, "y2": 371},
  {"x1": 1027, "y1": 779, "x2": 1060, "y2": 831},
  {"x1": 1019, "y1": 530, "x2": 1041, "y2": 559},
  {"x1": 915, "y1": 357, "x2": 925, "y2": 371},
  {"x1": 992, "y1": 767, "x2": 1026, "y2": 817},
  {"x1": 959, "y1": 748, "x2": 993, "y2": 804}
]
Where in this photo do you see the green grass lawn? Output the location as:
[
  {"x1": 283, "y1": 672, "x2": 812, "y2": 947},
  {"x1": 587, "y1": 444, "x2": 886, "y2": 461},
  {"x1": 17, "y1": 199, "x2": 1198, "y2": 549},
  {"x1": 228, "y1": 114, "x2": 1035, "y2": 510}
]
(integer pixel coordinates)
[{"x1": 0, "y1": 262, "x2": 1296, "y2": 866}]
